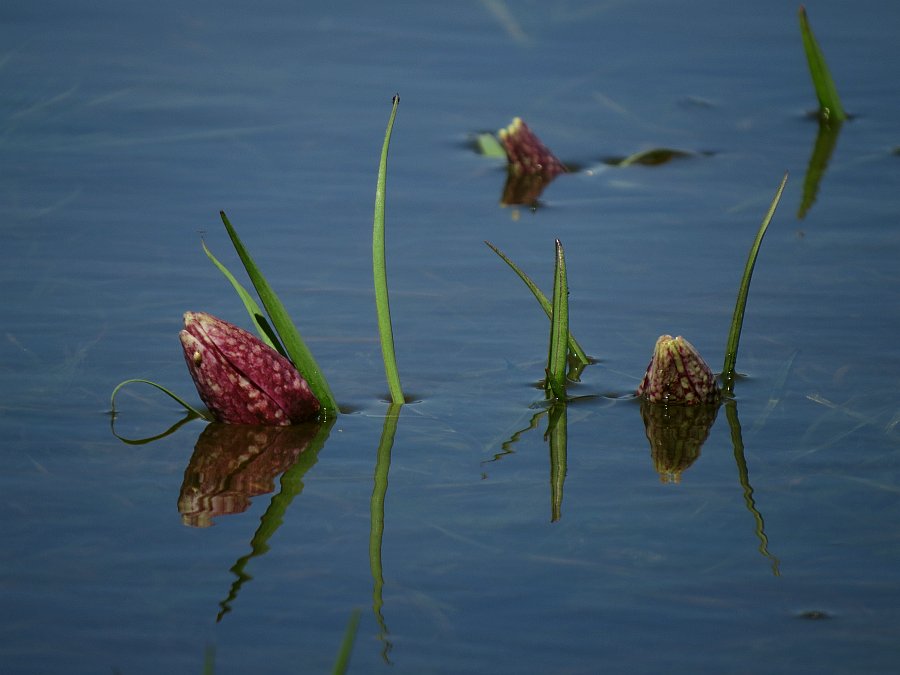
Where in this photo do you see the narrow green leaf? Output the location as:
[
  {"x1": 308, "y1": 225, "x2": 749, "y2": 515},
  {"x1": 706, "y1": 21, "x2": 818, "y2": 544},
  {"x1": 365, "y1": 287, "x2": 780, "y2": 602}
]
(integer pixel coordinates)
[
  {"x1": 485, "y1": 240, "x2": 590, "y2": 365},
  {"x1": 332, "y1": 609, "x2": 362, "y2": 675},
  {"x1": 799, "y1": 6, "x2": 846, "y2": 122},
  {"x1": 546, "y1": 239, "x2": 569, "y2": 399},
  {"x1": 110, "y1": 378, "x2": 212, "y2": 421},
  {"x1": 202, "y1": 240, "x2": 286, "y2": 357},
  {"x1": 373, "y1": 94, "x2": 404, "y2": 405},
  {"x1": 219, "y1": 211, "x2": 338, "y2": 416},
  {"x1": 476, "y1": 132, "x2": 506, "y2": 157},
  {"x1": 721, "y1": 172, "x2": 788, "y2": 395}
]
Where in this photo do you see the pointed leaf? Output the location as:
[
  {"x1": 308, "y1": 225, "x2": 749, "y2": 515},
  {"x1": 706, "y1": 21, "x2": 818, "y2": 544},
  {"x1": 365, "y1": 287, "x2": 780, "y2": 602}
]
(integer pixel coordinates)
[{"x1": 219, "y1": 211, "x2": 338, "y2": 416}]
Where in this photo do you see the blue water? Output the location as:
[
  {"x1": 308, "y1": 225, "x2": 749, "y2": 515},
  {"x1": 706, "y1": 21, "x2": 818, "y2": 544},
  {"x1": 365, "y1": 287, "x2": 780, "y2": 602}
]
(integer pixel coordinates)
[{"x1": 2, "y1": 1, "x2": 900, "y2": 673}]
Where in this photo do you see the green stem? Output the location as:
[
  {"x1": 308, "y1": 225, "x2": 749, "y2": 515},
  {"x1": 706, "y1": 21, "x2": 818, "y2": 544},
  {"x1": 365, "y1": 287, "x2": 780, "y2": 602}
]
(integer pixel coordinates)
[
  {"x1": 374, "y1": 94, "x2": 404, "y2": 405},
  {"x1": 721, "y1": 173, "x2": 788, "y2": 395}
]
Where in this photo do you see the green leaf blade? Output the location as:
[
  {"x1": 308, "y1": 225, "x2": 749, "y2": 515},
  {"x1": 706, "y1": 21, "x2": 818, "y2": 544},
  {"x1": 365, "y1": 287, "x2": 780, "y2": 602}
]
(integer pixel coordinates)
[
  {"x1": 799, "y1": 6, "x2": 847, "y2": 122},
  {"x1": 485, "y1": 240, "x2": 590, "y2": 365},
  {"x1": 373, "y1": 94, "x2": 404, "y2": 405},
  {"x1": 546, "y1": 239, "x2": 569, "y2": 399},
  {"x1": 721, "y1": 172, "x2": 788, "y2": 395},
  {"x1": 219, "y1": 211, "x2": 338, "y2": 416},
  {"x1": 202, "y1": 240, "x2": 286, "y2": 357}
]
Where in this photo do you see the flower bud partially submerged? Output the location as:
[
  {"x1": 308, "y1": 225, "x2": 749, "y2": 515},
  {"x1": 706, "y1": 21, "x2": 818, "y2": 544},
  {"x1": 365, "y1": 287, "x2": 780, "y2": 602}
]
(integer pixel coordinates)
[
  {"x1": 180, "y1": 311, "x2": 320, "y2": 425},
  {"x1": 498, "y1": 117, "x2": 568, "y2": 178},
  {"x1": 637, "y1": 335, "x2": 719, "y2": 405}
]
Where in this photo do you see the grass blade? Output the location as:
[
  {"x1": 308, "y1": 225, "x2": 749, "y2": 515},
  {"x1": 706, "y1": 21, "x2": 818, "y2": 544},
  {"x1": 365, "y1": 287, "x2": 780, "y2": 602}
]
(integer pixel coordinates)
[
  {"x1": 545, "y1": 239, "x2": 569, "y2": 399},
  {"x1": 373, "y1": 94, "x2": 404, "y2": 405},
  {"x1": 202, "y1": 240, "x2": 286, "y2": 357},
  {"x1": 332, "y1": 609, "x2": 362, "y2": 675},
  {"x1": 110, "y1": 378, "x2": 211, "y2": 421},
  {"x1": 219, "y1": 210, "x2": 338, "y2": 416},
  {"x1": 485, "y1": 240, "x2": 589, "y2": 365},
  {"x1": 721, "y1": 172, "x2": 788, "y2": 395},
  {"x1": 799, "y1": 6, "x2": 846, "y2": 122}
]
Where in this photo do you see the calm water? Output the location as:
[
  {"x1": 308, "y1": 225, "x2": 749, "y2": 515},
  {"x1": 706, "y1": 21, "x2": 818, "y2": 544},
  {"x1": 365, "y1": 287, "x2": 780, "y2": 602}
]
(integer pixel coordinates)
[{"x1": 2, "y1": 1, "x2": 900, "y2": 673}]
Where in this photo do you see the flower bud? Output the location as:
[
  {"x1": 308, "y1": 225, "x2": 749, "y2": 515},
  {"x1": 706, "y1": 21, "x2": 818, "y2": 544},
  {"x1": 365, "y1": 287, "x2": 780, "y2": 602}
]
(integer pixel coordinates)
[
  {"x1": 637, "y1": 335, "x2": 719, "y2": 405},
  {"x1": 180, "y1": 311, "x2": 320, "y2": 425},
  {"x1": 498, "y1": 117, "x2": 568, "y2": 178}
]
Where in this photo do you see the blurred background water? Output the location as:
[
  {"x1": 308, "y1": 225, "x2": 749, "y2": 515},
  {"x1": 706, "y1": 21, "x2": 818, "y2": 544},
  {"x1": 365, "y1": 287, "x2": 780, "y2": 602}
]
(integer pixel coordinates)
[{"x1": 2, "y1": 1, "x2": 899, "y2": 673}]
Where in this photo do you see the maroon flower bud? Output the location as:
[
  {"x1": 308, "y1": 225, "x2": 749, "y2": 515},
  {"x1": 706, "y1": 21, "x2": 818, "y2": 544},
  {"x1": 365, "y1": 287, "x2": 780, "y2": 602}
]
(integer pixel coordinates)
[
  {"x1": 498, "y1": 117, "x2": 568, "y2": 178},
  {"x1": 180, "y1": 311, "x2": 320, "y2": 425},
  {"x1": 637, "y1": 335, "x2": 720, "y2": 405}
]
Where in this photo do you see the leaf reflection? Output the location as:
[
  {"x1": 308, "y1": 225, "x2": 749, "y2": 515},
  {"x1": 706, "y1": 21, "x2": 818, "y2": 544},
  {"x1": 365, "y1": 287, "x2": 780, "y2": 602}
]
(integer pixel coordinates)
[
  {"x1": 210, "y1": 420, "x2": 334, "y2": 622},
  {"x1": 638, "y1": 397, "x2": 780, "y2": 574},
  {"x1": 798, "y1": 119, "x2": 843, "y2": 219},
  {"x1": 724, "y1": 399, "x2": 781, "y2": 576},
  {"x1": 370, "y1": 404, "x2": 401, "y2": 664},
  {"x1": 545, "y1": 402, "x2": 568, "y2": 522}
]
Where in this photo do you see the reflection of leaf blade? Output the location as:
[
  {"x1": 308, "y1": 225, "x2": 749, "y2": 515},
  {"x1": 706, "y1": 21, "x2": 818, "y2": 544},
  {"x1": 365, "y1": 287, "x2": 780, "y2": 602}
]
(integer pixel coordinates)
[
  {"x1": 217, "y1": 419, "x2": 334, "y2": 622},
  {"x1": 370, "y1": 404, "x2": 400, "y2": 663},
  {"x1": 798, "y1": 121, "x2": 842, "y2": 219},
  {"x1": 725, "y1": 400, "x2": 780, "y2": 576},
  {"x1": 611, "y1": 148, "x2": 693, "y2": 167},
  {"x1": 547, "y1": 402, "x2": 567, "y2": 522}
]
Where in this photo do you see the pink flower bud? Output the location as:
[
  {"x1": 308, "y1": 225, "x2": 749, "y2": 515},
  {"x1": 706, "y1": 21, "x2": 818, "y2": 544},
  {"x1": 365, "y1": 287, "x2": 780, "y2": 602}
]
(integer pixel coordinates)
[
  {"x1": 637, "y1": 335, "x2": 719, "y2": 405},
  {"x1": 498, "y1": 117, "x2": 568, "y2": 178},
  {"x1": 180, "y1": 311, "x2": 320, "y2": 425}
]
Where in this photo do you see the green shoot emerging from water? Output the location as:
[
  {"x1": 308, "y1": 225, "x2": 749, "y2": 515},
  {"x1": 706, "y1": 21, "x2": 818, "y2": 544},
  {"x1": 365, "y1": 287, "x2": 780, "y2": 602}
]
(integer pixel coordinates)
[
  {"x1": 721, "y1": 172, "x2": 788, "y2": 395},
  {"x1": 545, "y1": 239, "x2": 569, "y2": 399},
  {"x1": 485, "y1": 240, "x2": 589, "y2": 366},
  {"x1": 799, "y1": 6, "x2": 847, "y2": 122},
  {"x1": 374, "y1": 94, "x2": 404, "y2": 405}
]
